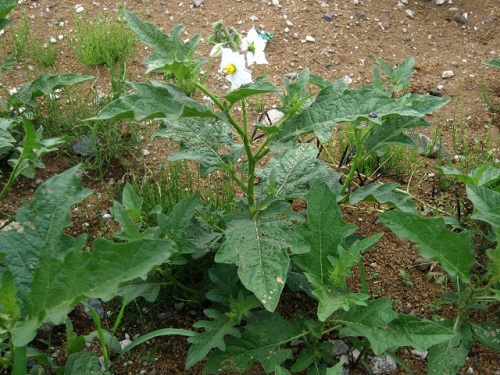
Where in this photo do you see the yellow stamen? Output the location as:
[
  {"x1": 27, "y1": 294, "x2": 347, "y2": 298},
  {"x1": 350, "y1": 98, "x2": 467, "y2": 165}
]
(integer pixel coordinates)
[{"x1": 223, "y1": 63, "x2": 237, "y2": 75}]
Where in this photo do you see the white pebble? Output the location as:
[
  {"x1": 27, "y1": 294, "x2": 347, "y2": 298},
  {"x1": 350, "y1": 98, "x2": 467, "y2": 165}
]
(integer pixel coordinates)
[
  {"x1": 75, "y1": 4, "x2": 84, "y2": 13},
  {"x1": 405, "y1": 9, "x2": 414, "y2": 19},
  {"x1": 442, "y1": 70, "x2": 454, "y2": 78},
  {"x1": 141, "y1": 149, "x2": 150, "y2": 156},
  {"x1": 305, "y1": 35, "x2": 315, "y2": 42},
  {"x1": 58, "y1": 34, "x2": 64, "y2": 40},
  {"x1": 50, "y1": 37, "x2": 56, "y2": 43},
  {"x1": 249, "y1": 15, "x2": 259, "y2": 21}
]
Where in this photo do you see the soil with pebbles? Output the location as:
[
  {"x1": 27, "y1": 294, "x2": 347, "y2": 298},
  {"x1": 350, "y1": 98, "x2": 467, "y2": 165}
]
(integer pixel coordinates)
[{"x1": 1, "y1": 0, "x2": 500, "y2": 374}]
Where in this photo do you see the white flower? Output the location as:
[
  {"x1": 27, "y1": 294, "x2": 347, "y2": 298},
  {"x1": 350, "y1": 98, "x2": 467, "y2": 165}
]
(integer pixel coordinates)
[
  {"x1": 240, "y1": 27, "x2": 268, "y2": 66},
  {"x1": 219, "y1": 48, "x2": 252, "y2": 91}
]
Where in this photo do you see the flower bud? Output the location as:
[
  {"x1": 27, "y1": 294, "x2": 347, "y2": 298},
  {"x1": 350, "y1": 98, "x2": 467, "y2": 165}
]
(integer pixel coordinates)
[
  {"x1": 212, "y1": 20, "x2": 223, "y2": 30},
  {"x1": 209, "y1": 43, "x2": 223, "y2": 58}
]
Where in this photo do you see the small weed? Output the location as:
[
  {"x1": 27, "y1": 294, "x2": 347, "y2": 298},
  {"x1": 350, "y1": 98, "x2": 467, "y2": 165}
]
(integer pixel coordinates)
[
  {"x1": 399, "y1": 269, "x2": 414, "y2": 287},
  {"x1": 70, "y1": 13, "x2": 136, "y2": 67},
  {"x1": 8, "y1": 10, "x2": 30, "y2": 57},
  {"x1": 30, "y1": 37, "x2": 58, "y2": 68}
]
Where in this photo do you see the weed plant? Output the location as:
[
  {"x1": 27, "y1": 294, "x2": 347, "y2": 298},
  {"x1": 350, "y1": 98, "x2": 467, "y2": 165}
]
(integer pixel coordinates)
[
  {"x1": 70, "y1": 13, "x2": 136, "y2": 67},
  {"x1": 37, "y1": 87, "x2": 142, "y2": 177},
  {"x1": 8, "y1": 10, "x2": 29, "y2": 58},
  {"x1": 29, "y1": 37, "x2": 58, "y2": 68}
]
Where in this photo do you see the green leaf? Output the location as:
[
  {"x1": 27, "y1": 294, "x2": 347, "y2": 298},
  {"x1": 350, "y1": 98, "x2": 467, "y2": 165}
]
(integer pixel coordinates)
[
  {"x1": 0, "y1": 0, "x2": 16, "y2": 19},
  {"x1": 484, "y1": 59, "x2": 500, "y2": 68},
  {"x1": 379, "y1": 211, "x2": 474, "y2": 282},
  {"x1": 272, "y1": 83, "x2": 426, "y2": 146},
  {"x1": 0, "y1": 166, "x2": 176, "y2": 347},
  {"x1": 467, "y1": 185, "x2": 500, "y2": 240},
  {"x1": 349, "y1": 182, "x2": 417, "y2": 213},
  {"x1": 363, "y1": 114, "x2": 430, "y2": 156},
  {"x1": 256, "y1": 143, "x2": 342, "y2": 199},
  {"x1": 427, "y1": 320, "x2": 472, "y2": 375},
  {"x1": 471, "y1": 322, "x2": 500, "y2": 350},
  {"x1": 0, "y1": 118, "x2": 16, "y2": 159},
  {"x1": 121, "y1": 183, "x2": 144, "y2": 220},
  {"x1": 15, "y1": 74, "x2": 93, "y2": 108},
  {"x1": 0, "y1": 268, "x2": 19, "y2": 319},
  {"x1": 294, "y1": 181, "x2": 357, "y2": 283},
  {"x1": 153, "y1": 118, "x2": 243, "y2": 177},
  {"x1": 275, "y1": 366, "x2": 292, "y2": 375},
  {"x1": 186, "y1": 308, "x2": 241, "y2": 369},
  {"x1": 215, "y1": 204, "x2": 309, "y2": 312},
  {"x1": 205, "y1": 264, "x2": 242, "y2": 306},
  {"x1": 339, "y1": 300, "x2": 453, "y2": 355},
  {"x1": 223, "y1": 76, "x2": 280, "y2": 104},
  {"x1": 65, "y1": 318, "x2": 86, "y2": 355},
  {"x1": 90, "y1": 81, "x2": 216, "y2": 122},
  {"x1": 204, "y1": 312, "x2": 301, "y2": 373},
  {"x1": 65, "y1": 352, "x2": 101, "y2": 375}
]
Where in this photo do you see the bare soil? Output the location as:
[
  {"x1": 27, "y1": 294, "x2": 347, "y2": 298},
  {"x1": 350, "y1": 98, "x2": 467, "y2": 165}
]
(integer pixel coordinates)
[{"x1": 1, "y1": 0, "x2": 499, "y2": 374}]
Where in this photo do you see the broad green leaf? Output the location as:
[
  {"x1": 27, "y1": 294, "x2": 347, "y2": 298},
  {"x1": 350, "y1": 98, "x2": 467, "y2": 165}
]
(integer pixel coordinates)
[
  {"x1": 223, "y1": 76, "x2": 280, "y2": 103},
  {"x1": 115, "y1": 276, "x2": 163, "y2": 304},
  {"x1": 90, "y1": 81, "x2": 216, "y2": 122},
  {"x1": 272, "y1": 83, "x2": 425, "y2": 146},
  {"x1": 65, "y1": 352, "x2": 101, "y2": 374},
  {"x1": 205, "y1": 264, "x2": 242, "y2": 305},
  {"x1": 294, "y1": 181, "x2": 356, "y2": 281},
  {"x1": 427, "y1": 320, "x2": 472, "y2": 375},
  {"x1": 339, "y1": 300, "x2": 453, "y2": 355},
  {"x1": 0, "y1": 166, "x2": 176, "y2": 346},
  {"x1": 374, "y1": 56, "x2": 415, "y2": 93},
  {"x1": 204, "y1": 312, "x2": 301, "y2": 373},
  {"x1": 0, "y1": 268, "x2": 19, "y2": 319},
  {"x1": 326, "y1": 361, "x2": 346, "y2": 375},
  {"x1": 153, "y1": 117, "x2": 243, "y2": 177},
  {"x1": 121, "y1": 183, "x2": 143, "y2": 221},
  {"x1": 484, "y1": 59, "x2": 500, "y2": 68},
  {"x1": 471, "y1": 322, "x2": 500, "y2": 350},
  {"x1": 363, "y1": 114, "x2": 430, "y2": 156},
  {"x1": 275, "y1": 366, "x2": 292, "y2": 375},
  {"x1": 467, "y1": 185, "x2": 500, "y2": 240},
  {"x1": 0, "y1": 0, "x2": 17, "y2": 19},
  {"x1": 215, "y1": 203, "x2": 309, "y2": 312},
  {"x1": 15, "y1": 74, "x2": 93, "y2": 108},
  {"x1": 256, "y1": 143, "x2": 342, "y2": 199},
  {"x1": 398, "y1": 93, "x2": 450, "y2": 115},
  {"x1": 436, "y1": 165, "x2": 500, "y2": 187},
  {"x1": 0, "y1": 118, "x2": 15, "y2": 159},
  {"x1": 13, "y1": 237, "x2": 174, "y2": 346},
  {"x1": 65, "y1": 318, "x2": 86, "y2": 355},
  {"x1": 157, "y1": 193, "x2": 200, "y2": 257},
  {"x1": 186, "y1": 309, "x2": 241, "y2": 369},
  {"x1": 379, "y1": 211, "x2": 474, "y2": 282},
  {"x1": 314, "y1": 290, "x2": 369, "y2": 322},
  {"x1": 349, "y1": 182, "x2": 417, "y2": 213}
]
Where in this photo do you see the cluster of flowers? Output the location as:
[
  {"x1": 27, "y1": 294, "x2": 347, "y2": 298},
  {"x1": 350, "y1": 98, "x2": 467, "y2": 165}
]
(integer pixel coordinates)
[{"x1": 210, "y1": 27, "x2": 268, "y2": 91}]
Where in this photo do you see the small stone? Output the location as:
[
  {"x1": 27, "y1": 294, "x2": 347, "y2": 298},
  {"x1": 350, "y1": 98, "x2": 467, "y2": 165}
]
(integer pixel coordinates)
[
  {"x1": 323, "y1": 12, "x2": 333, "y2": 21},
  {"x1": 409, "y1": 133, "x2": 450, "y2": 159},
  {"x1": 413, "y1": 257, "x2": 433, "y2": 272},
  {"x1": 192, "y1": 0, "x2": 203, "y2": 6},
  {"x1": 305, "y1": 35, "x2": 315, "y2": 42},
  {"x1": 249, "y1": 15, "x2": 259, "y2": 21},
  {"x1": 141, "y1": 149, "x2": 150, "y2": 156},
  {"x1": 357, "y1": 12, "x2": 367, "y2": 20},
  {"x1": 261, "y1": 109, "x2": 284, "y2": 126},
  {"x1": 436, "y1": 0, "x2": 445, "y2": 4},
  {"x1": 405, "y1": 9, "x2": 414, "y2": 19},
  {"x1": 74, "y1": 4, "x2": 84, "y2": 13},
  {"x1": 370, "y1": 354, "x2": 398, "y2": 374},
  {"x1": 83, "y1": 298, "x2": 105, "y2": 319},
  {"x1": 286, "y1": 20, "x2": 294, "y2": 26},
  {"x1": 442, "y1": 70, "x2": 454, "y2": 78},
  {"x1": 330, "y1": 340, "x2": 350, "y2": 357},
  {"x1": 157, "y1": 311, "x2": 172, "y2": 320},
  {"x1": 453, "y1": 12, "x2": 467, "y2": 24},
  {"x1": 411, "y1": 349, "x2": 429, "y2": 360},
  {"x1": 72, "y1": 135, "x2": 101, "y2": 157},
  {"x1": 101, "y1": 213, "x2": 113, "y2": 220},
  {"x1": 429, "y1": 86, "x2": 443, "y2": 96}
]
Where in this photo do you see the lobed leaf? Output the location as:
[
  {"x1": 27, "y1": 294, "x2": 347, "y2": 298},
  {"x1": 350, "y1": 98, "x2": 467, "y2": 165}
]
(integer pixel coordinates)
[
  {"x1": 90, "y1": 82, "x2": 216, "y2": 122},
  {"x1": 339, "y1": 300, "x2": 454, "y2": 355},
  {"x1": 15, "y1": 74, "x2": 93, "y2": 108},
  {"x1": 215, "y1": 203, "x2": 309, "y2": 312},
  {"x1": 349, "y1": 182, "x2": 417, "y2": 213},
  {"x1": 153, "y1": 117, "x2": 243, "y2": 177},
  {"x1": 186, "y1": 309, "x2": 241, "y2": 369},
  {"x1": 427, "y1": 320, "x2": 472, "y2": 375},
  {"x1": 256, "y1": 143, "x2": 342, "y2": 199},
  {"x1": 223, "y1": 76, "x2": 280, "y2": 104},
  {"x1": 379, "y1": 211, "x2": 474, "y2": 282}
]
